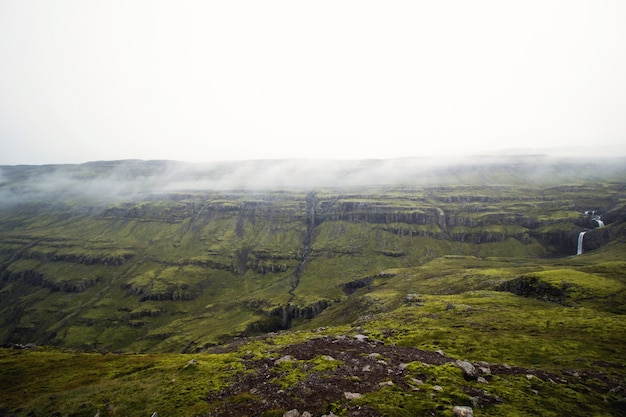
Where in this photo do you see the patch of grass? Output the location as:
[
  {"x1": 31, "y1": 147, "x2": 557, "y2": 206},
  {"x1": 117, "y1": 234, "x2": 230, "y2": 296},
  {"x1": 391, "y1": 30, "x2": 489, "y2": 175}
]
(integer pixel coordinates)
[{"x1": 0, "y1": 347, "x2": 243, "y2": 417}]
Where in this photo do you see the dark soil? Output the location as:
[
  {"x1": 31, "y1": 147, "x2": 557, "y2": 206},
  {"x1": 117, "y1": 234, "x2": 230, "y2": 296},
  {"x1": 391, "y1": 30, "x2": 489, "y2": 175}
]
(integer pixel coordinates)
[{"x1": 205, "y1": 335, "x2": 625, "y2": 417}]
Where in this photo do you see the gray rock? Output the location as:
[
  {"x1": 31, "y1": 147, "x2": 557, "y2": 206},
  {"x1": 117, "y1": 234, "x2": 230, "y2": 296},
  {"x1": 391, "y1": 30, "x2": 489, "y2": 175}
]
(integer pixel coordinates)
[
  {"x1": 275, "y1": 355, "x2": 294, "y2": 365},
  {"x1": 283, "y1": 410, "x2": 300, "y2": 417},
  {"x1": 477, "y1": 376, "x2": 489, "y2": 384},
  {"x1": 344, "y1": 392, "x2": 363, "y2": 400},
  {"x1": 302, "y1": 412, "x2": 312, "y2": 417},
  {"x1": 478, "y1": 366, "x2": 491, "y2": 375},
  {"x1": 452, "y1": 406, "x2": 474, "y2": 417},
  {"x1": 456, "y1": 360, "x2": 477, "y2": 378},
  {"x1": 433, "y1": 385, "x2": 443, "y2": 391},
  {"x1": 354, "y1": 334, "x2": 369, "y2": 342},
  {"x1": 470, "y1": 396, "x2": 481, "y2": 408}
]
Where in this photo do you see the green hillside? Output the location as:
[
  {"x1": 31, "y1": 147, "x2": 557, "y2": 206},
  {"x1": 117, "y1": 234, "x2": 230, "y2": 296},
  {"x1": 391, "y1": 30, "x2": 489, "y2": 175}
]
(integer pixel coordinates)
[{"x1": 0, "y1": 158, "x2": 625, "y2": 416}]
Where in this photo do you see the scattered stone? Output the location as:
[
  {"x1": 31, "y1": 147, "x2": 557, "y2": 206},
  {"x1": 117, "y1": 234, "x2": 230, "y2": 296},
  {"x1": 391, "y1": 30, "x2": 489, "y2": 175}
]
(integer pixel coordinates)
[
  {"x1": 302, "y1": 412, "x2": 312, "y2": 417},
  {"x1": 456, "y1": 360, "x2": 478, "y2": 378},
  {"x1": 410, "y1": 378, "x2": 424, "y2": 385},
  {"x1": 150, "y1": 413, "x2": 158, "y2": 417},
  {"x1": 477, "y1": 376, "x2": 489, "y2": 384},
  {"x1": 277, "y1": 390, "x2": 286, "y2": 395},
  {"x1": 183, "y1": 359, "x2": 198, "y2": 369},
  {"x1": 433, "y1": 385, "x2": 444, "y2": 391},
  {"x1": 478, "y1": 366, "x2": 491, "y2": 375},
  {"x1": 283, "y1": 409, "x2": 301, "y2": 417},
  {"x1": 354, "y1": 334, "x2": 369, "y2": 342},
  {"x1": 362, "y1": 365, "x2": 371, "y2": 372},
  {"x1": 526, "y1": 374, "x2": 535, "y2": 380},
  {"x1": 399, "y1": 362, "x2": 409, "y2": 370},
  {"x1": 344, "y1": 392, "x2": 363, "y2": 400},
  {"x1": 275, "y1": 355, "x2": 294, "y2": 365},
  {"x1": 368, "y1": 353, "x2": 381, "y2": 359},
  {"x1": 379, "y1": 380, "x2": 394, "y2": 387},
  {"x1": 377, "y1": 360, "x2": 388, "y2": 366},
  {"x1": 452, "y1": 406, "x2": 473, "y2": 416},
  {"x1": 436, "y1": 349, "x2": 446, "y2": 356},
  {"x1": 321, "y1": 355, "x2": 335, "y2": 361},
  {"x1": 13, "y1": 343, "x2": 37, "y2": 350},
  {"x1": 321, "y1": 413, "x2": 337, "y2": 417}
]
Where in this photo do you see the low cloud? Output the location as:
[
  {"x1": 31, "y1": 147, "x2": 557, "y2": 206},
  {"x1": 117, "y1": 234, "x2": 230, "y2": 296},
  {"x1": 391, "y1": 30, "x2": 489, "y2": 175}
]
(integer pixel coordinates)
[{"x1": 1, "y1": 155, "x2": 625, "y2": 206}]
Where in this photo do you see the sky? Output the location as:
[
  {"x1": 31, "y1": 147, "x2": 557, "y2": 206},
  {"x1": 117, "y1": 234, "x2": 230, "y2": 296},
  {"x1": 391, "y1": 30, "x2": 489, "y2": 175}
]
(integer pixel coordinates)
[{"x1": 1, "y1": 0, "x2": 625, "y2": 165}]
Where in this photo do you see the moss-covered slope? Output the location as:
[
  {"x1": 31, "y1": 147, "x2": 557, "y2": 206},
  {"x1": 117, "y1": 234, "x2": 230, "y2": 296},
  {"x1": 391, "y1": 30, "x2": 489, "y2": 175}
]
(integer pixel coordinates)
[
  {"x1": 1, "y1": 179, "x2": 625, "y2": 352},
  {"x1": 0, "y1": 159, "x2": 625, "y2": 416}
]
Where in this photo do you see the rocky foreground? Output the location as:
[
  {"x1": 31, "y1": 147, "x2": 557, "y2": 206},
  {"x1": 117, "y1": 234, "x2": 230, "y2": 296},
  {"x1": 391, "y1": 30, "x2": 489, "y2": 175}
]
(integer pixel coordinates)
[{"x1": 204, "y1": 334, "x2": 625, "y2": 417}]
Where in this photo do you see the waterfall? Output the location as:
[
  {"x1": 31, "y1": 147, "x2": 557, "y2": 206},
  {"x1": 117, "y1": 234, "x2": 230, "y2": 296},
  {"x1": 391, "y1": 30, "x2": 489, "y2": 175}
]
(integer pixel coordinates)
[
  {"x1": 586, "y1": 210, "x2": 604, "y2": 228},
  {"x1": 577, "y1": 231, "x2": 586, "y2": 255}
]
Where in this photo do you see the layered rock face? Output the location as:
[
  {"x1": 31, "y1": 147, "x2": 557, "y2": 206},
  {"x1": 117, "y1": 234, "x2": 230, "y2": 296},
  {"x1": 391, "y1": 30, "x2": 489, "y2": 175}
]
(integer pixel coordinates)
[{"x1": 0, "y1": 178, "x2": 624, "y2": 351}]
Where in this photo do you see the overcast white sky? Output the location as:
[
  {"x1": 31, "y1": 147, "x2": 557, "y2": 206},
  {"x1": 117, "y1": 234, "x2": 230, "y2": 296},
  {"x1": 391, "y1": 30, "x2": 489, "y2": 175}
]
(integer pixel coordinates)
[{"x1": 1, "y1": 1, "x2": 625, "y2": 165}]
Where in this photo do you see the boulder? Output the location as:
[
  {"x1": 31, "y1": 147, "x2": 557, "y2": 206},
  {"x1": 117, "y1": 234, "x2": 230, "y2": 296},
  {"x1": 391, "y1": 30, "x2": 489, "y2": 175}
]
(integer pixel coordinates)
[
  {"x1": 275, "y1": 355, "x2": 294, "y2": 365},
  {"x1": 344, "y1": 392, "x2": 363, "y2": 400},
  {"x1": 456, "y1": 360, "x2": 478, "y2": 378},
  {"x1": 452, "y1": 406, "x2": 473, "y2": 417}
]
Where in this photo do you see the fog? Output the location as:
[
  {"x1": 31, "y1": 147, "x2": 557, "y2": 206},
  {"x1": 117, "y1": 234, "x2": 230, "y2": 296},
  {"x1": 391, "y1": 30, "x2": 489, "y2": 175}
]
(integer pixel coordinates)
[
  {"x1": 1, "y1": 156, "x2": 626, "y2": 207},
  {"x1": 2, "y1": 2, "x2": 626, "y2": 165}
]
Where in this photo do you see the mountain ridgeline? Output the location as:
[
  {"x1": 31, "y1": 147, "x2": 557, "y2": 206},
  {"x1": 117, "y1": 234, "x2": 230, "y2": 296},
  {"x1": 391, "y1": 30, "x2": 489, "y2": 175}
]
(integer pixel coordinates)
[{"x1": 1, "y1": 157, "x2": 625, "y2": 352}]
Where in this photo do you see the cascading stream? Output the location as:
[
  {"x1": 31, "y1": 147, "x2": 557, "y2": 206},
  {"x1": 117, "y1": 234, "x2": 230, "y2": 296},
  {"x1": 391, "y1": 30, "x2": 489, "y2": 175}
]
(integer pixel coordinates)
[{"x1": 577, "y1": 231, "x2": 587, "y2": 255}]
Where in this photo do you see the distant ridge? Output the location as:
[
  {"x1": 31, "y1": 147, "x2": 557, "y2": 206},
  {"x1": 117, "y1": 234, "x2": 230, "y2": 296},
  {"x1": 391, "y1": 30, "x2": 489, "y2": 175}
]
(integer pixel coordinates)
[{"x1": 1, "y1": 156, "x2": 626, "y2": 205}]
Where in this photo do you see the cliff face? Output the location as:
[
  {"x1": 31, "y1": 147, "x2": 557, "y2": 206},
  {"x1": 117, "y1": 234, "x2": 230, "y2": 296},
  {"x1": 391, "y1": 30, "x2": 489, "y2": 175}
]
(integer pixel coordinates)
[{"x1": 0, "y1": 164, "x2": 625, "y2": 351}]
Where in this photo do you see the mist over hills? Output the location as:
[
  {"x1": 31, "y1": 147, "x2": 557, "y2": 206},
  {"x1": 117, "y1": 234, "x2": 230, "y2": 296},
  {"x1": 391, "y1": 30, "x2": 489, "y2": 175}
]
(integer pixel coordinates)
[
  {"x1": 2, "y1": 155, "x2": 626, "y2": 204},
  {"x1": 1, "y1": 156, "x2": 625, "y2": 416}
]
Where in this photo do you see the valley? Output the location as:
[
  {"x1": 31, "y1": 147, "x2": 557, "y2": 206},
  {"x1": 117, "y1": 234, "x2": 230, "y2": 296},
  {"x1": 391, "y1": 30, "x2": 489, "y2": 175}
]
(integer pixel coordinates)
[{"x1": 0, "y1": 158, "x2": 625, "y2": 416}]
